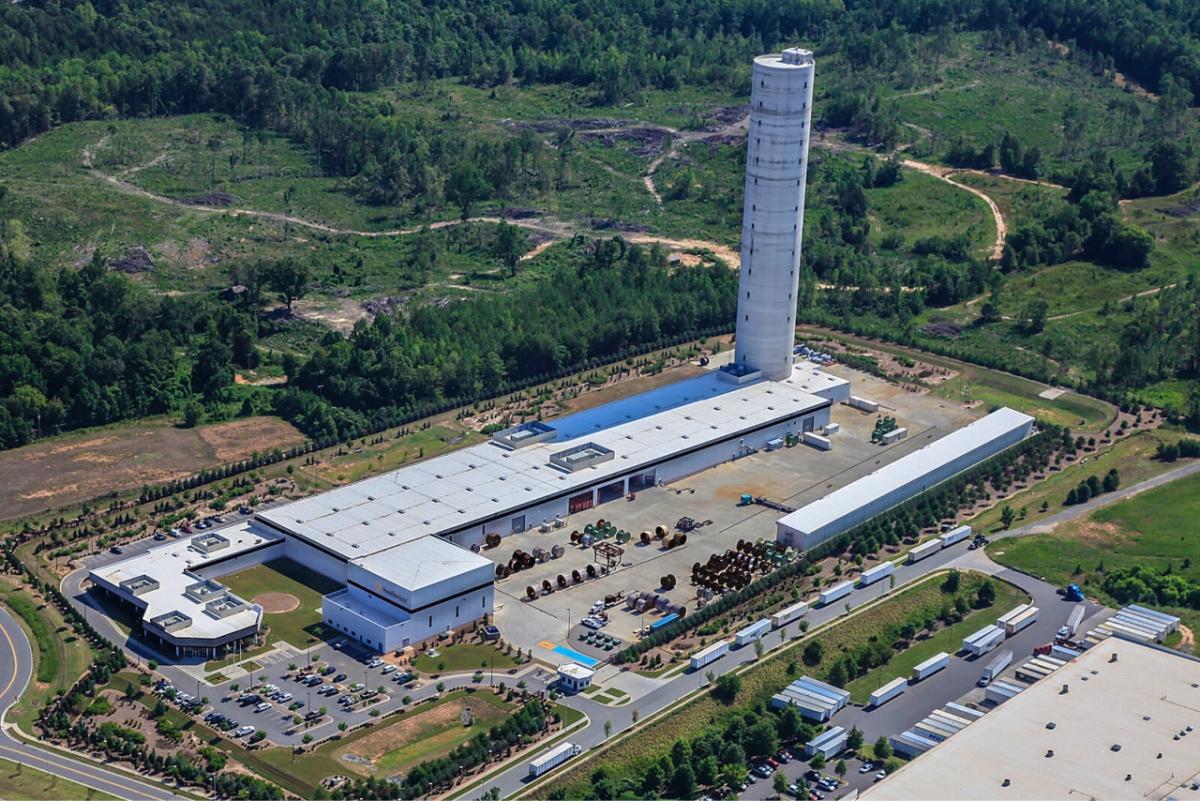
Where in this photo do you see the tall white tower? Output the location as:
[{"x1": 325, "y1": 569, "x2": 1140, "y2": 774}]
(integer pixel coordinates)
[{"x1": 733, "y1": 48, "x2": 815, "y2": 381}]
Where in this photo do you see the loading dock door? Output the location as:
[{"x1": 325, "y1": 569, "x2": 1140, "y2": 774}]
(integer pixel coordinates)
[{"x1": 568, "y1": 491, "x2": 594, "y2": 514}]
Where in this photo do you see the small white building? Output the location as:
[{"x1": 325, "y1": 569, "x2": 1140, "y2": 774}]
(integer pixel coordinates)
[{"x1": 556, "y1": 662, "x2": 595, "y2": 693}]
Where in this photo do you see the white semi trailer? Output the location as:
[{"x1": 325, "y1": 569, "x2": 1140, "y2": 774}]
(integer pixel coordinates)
[{"x1": 529, "y1": 742, "x2": 582, "y2": 778}]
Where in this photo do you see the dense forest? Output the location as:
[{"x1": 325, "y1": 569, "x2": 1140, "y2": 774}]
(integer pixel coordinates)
[{"x1": 3, "y1": 0, "x2": 1200, "y2": 448}]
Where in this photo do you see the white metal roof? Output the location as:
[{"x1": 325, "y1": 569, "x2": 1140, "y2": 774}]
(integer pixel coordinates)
[
  {"x1": 863, "y1": 638, "x2": 1200, "y2": 801},
  {"x1": 351, "y1": 536, "x2": 493, "y2": 593},
  {"x1": 260, "y1": 366, "x2": 835, "y2": 561},
  {"x1": 89, "y1": 521, "x2": 276, "y2": 640},
  {"x1": 557, "y1": 662, "x2": 595, "y2": 680},
  {"x1": 778, "y1": 407, "x2": 1034, "y2": 536}
]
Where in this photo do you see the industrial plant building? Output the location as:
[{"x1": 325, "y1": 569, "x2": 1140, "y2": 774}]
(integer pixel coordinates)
[
  {"x1": 775, "y1": 407, "x2": 1035, "y2": 551},
  {"x1": 863, "y1": 638, "x2": 1200, "y2": 800},
  {"x1": 87, "y1": 49, "x2": 1040, "y2": 663},
  {"x1": 88, "y1": 522, "x2": 273, "y2": 657}
]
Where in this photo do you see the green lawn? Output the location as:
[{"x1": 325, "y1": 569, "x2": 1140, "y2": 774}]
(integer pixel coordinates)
[
  {"x1": 411, "y1": 642, "x2": 522, "y2": 675},
  {"x1": 968, "y1": 428, "x2": 1186, "y2": 532},
  {"x1": 219, "y1": 559, "x2": 342, "y2": 649},
  {"x1": 0, "y1": 757, "x2": 118, "y2": 801},
  {"x1": 990, "y1": 469, "x2": 1200, "y2": 653},
  {"x1": 0, "y1": 578, "x2": 98, "y2": 730},
  {"x1": 845, "y1": 580, "x2": 1027, "y2": 703},
  {"x1": 372, "y1": 692, "x2": 512, "y2": 775}
]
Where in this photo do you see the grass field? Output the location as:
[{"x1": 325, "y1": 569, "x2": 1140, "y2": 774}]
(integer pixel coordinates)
[
  {"x1": 0, "y1": 757, "x2": 117, "y2": 801},
  {"x1": 0, "y1": 415, "x2": 302, "y2": 521},
  {"x1": 844, "y1": 580, "x2": 1027, "y2": 703},
  {"x1": 542, "y1": 571, "x2": 997, "y2": 796},
  {"x1": 866, "y1": 168, "x2": 994, "y2": 258},
  {"x1": 219, "y1": 559, "x2": 341, "y2": 649},
  {"x1": 345, "y1": 692, "x2": 513, "y2": 776},
  {"x1": 207, "y1": 689, "x2": 515, "y2": 794},
  {"x1": 411, "y1": 642, "x2": 522, "y2": 675},
  {"x1": 953, "y1": 173, "x2": 1067, "y2": 233},
  {"x1": 968, "y1": 429, "x2": 1186, "y2": 532},
  {"x1": 990, "y1": 469, "x2": 1200, "y2": 653},
  {"x1": 874, "y1": 34, "x2": 1168, "y2": 175},
  {"x1": 0, "y1": 577, "x2": 98, "y2": 731}
]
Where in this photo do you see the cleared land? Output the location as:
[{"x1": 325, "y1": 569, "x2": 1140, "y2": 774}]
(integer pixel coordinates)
[
  {"x1": 218, "y1": 559, "x2": 341, "y2": 649},
  {"x1": 0, "y1": 757, "x2": 118, "y2": 801},
  {"x1": 990, "y1": 469, "x2": 1200, "y2": 653},
  {"x1": 797, "y1": 326, "x2": 1115, "y2": 432},
  {"x1": 0, "y1": 416, "x2": 303, "y2": 521},
  {"x1": 338, "y1": 692, "x2": 512, "y2": 776}
]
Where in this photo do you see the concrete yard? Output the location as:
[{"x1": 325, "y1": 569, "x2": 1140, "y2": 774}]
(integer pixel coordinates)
[{"x1": 490, "y1": 364, "x2": 983, "y2": 664}]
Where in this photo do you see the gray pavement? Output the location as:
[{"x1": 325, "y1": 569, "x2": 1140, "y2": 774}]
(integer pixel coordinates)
[
  {"x1": 0, "y1": 606, "x2": 185, "y2": 800},
  {"x1": 990, "y1": 455, "x2": 1200, "y2": 544},
  {"x1": 467, "y1": 541, "x2": 1040, "y2": 800}
]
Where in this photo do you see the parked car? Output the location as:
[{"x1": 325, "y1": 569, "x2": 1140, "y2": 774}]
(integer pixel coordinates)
[
  {"x1": 334, "y1": 674, "x2": 347, "y2": 683},
  {"x1": 233, "y1": 725, "x2": 255, "y2": 738},
  {"x1": 255, "y1": 702, "x2": 272, "y2": 713},
  {"x1": 859, "y1": 762, "x2": 875, "y2": 774},
  {"x1": 381, "y1": 665, "x2": 396, "y2": 674}
]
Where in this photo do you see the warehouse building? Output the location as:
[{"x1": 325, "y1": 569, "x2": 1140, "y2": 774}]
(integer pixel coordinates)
[
  {"x1": 88, "y1": 522, "x2": 274, "y2": 657},
  {"x1": 776, "y1": 408, "x2": 1035, "y2": 551},
  {"x1": 864, "y1": 638, "x2": 1200, "y2": 800}
]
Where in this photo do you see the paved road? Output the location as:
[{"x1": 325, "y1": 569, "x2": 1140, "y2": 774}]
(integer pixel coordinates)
[
  {"x1": 467, "y1": 541, "x2": 1051, "y2": 800},
  {"x1": 0, "y1": 606, "x2": 185, "y2": 800},
  {"x1": 992, "y1": 456, "x2": 1200, "y2": 543}
]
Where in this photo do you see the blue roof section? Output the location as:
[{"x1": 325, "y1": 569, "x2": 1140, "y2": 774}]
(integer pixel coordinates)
[{"x1": 546, "y1": 371, "x2": 749, "y2": 442}]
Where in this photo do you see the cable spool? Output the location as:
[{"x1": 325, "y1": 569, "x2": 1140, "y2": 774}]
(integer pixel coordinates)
[
  {"x1": 486, "y1": 532, "x2": 501, "y2": 548},
  {"x1": 526, "y1": 586, "x2": 537, "y2": 600},
  {"x1": 586, "y1": 564, "x2": 597, "y2": 579},
  {"x1": 498, "y1": 565, "x2": 510, "y2": 579},
  {"x1": 596, "y1": 519, "x2": 607, "y2": 530},
  {"x1": 626, "y1": 594, "x2": 638, "y2": 609},
  {"x1": 605, "y1": 594, "x2": 618, "y2": 606},
  {"x1": 533, "y1": 547, "x2": 547, "y2": 562},
  {"x1": 542, "y1": 579, "x2": 553, "y2": 594},
  {"x1": 557, "y1": 574, "x2": 567, "y2": 589},
  {"x1": 495, "y1": 564, "x2": 506, "y2": 578},
  {"x1": 677, "y1": 533, "x2": 687, "y2": 546},
  {"x1": 641, "y1": 531, "x2": 651, "y2": 545},
  {"x1": 470, "y1": 543, "x2": 481, "y2": 553},
  {"x1": 551, "y1": 544, "x2": 565, "y2": 559},
  {"x1": 600, "y1": 565, "x2": 608, "y2": 575},
  {"x1": 655, "y1": 596, "x2": 671, "y2": 612},
  {"x1": 572, "y1": 569, "x2": 582, "y2": 584},
  {"x1": 570, "y1": 531, "x2": 581, "y2": 544},
  {"x1": 655, "y1": 524, "x2": 668, "y2": 538}
]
